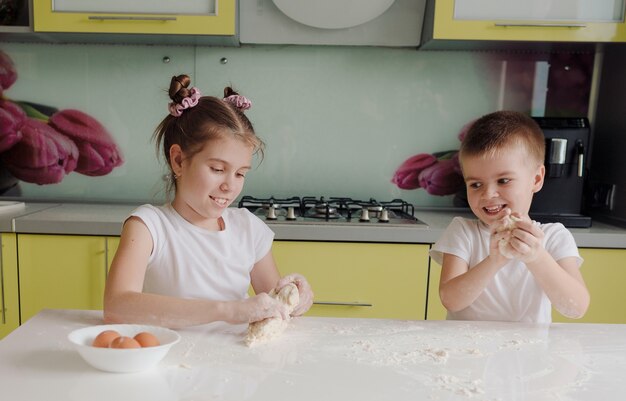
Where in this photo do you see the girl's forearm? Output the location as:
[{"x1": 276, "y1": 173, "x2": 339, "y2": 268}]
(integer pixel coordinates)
[{"x1": 103, "y1": 291, "x2": 234, "y2": 328}]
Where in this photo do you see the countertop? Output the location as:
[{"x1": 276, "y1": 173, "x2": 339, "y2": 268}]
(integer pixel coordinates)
[
  {"x1": 1, "y1": 309, "x2": 625, "y2": 401},
  {"x1": 1, "y1": 202, "x2": 626, "y2": 247}
]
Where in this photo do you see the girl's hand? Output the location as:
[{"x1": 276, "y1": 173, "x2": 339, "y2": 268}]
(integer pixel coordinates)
[
  {"x1": 276, "y1": 273, "x2": 314, "y2": 316},
  {"x1": 231, "y1": 293, "x2": 289, "y2": 324}
]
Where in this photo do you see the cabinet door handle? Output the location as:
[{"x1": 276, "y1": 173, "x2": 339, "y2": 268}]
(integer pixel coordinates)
[
  {"x1": 0, "y1": 235, "x2": 4, "y2": 324},
  {"x1": 313, "y1": 301, "x2": 373, "y2": 307},
  {"x1": 494, "y1": 23, "x2": 587, "y2": 28},
  {"x1": 104, "y1": 238, "x2": 109, "y2": 282},
  {"x1": 88, "y1": 16, "x2": 177, "y2": 22}
]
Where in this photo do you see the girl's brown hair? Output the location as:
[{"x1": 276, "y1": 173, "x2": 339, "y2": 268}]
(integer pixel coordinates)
[
  {"x1": 153, "y1": 74, "x2": 264, "y2": 194},
  {"x1": 459, "y1": 110, "x2": 545, "y2": 168}
]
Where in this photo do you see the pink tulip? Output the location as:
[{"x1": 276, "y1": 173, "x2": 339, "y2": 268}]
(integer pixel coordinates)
[
  {"x1": 0, "y1": 100, "x2": 25, "y2": 152},
  {"x1": 451, "y1": 152, "x2": 462, "y2": 175},
  {"x1": 0, "y1": 51, "x2": 17, "y2": 93},
  {"x1": 457, "y1": 119, "x2": 476, "y2": 142},
  {"x1": 1, "y1": 118, "x2": 78, "y2": 184},
  {"x1": 391, "y1": 153, "x2": 437, "y2": 189},
  {"x1": 49, "y1": 109, "x2": 123, "y2": 176},
  {"x1": 417, "y1": 159, "x2": 465, "y2": 196}
]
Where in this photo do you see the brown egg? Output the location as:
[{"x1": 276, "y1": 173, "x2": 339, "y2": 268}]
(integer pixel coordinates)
[
  {"x1": 109, "y1": 336, "x2": 141, "y2": 349},
  {"x1": 134, "y1": 332, "x2": 160, "y2": 347},
  {"x1": 92, "y1": 330, "x2": 121, "y2": 348}
]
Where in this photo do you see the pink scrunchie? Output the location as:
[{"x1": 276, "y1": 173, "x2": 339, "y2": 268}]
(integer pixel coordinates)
[
  {"x1": 223, "y1": 94, "x2": 252, "y2": 111},
  {"x1": 168, "y1": 87, "x2": 201, "y2": 117}
]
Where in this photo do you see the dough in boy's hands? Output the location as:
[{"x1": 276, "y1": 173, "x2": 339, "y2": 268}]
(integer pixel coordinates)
[
  {"x1": 496, "y1": 215, "x2": 522, "y2": 259},
  {"x1": 245, "y1": 283, "x2": 299, "y2": 347}
]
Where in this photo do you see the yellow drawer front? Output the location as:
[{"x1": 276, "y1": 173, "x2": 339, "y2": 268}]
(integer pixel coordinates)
[
  {"x1": 18, "y1": 235, "x2": 108, "y2": 323},
  {"x1": 0, "y1": 234, "x2": 19, "y2": 339},
  {"x1": 33, "y1": 0, "x2": 235, "y2": 35},
  {"x1": 553, "y1": 248, "x2": 626, "y2": 324},
  {"x1": 432, "y1": 0, "x2": 626, "y2": 42},
  {"x1": 272, "y1": 242, "x2": 429, "y2": 320}
]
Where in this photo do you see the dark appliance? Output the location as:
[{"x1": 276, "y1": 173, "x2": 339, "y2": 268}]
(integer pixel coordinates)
[
  {"x1": 530, "y1": 117, "x2": 592, "y2": 228},
  {"x1": 238, "y1": 196, "x2": 426, "y2": 226}
]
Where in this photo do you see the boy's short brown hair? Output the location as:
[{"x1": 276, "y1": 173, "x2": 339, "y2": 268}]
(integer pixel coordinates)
[{"x1": 459, "y1": 110, "x2": 545, "y2": 167}]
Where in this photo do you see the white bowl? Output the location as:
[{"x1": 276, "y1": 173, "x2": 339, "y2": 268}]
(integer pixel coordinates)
[{"x1": 68, "y1": 324, "x2": 181, "y2": 373}]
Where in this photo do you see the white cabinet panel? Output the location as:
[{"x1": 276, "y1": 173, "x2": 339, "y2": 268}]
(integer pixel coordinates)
[
  {"x1": 454, "y1": 0, "x2": 624, "y2": 22},
  {"x1": 53, "y1": 0, "x2": 216, "y2": 15}
]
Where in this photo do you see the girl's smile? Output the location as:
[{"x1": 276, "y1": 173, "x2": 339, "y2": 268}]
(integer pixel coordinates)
[{"x1": 171, "y1": 136, "x2": 254, "y2": 230}]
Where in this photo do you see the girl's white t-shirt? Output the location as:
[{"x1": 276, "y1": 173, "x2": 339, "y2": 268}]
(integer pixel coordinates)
[
  {"x1": 430, "y1": 217, "x2": 583, "y2": 323},
  {"x1": 130, "y1": 204, "x2": 274, "y2": 301}
]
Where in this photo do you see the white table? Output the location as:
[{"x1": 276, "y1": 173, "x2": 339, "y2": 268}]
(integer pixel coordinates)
[{"x1": 1, "y1": 309, "x2": 625, "y2": 401}]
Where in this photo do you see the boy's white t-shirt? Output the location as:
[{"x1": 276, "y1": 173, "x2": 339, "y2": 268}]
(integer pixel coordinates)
[
  {"x1": 129, "y1": 204, "x2": 274, "y2": 301},
  {"x1": 430, "y1": 217, "x2": 583, "y2": 323}
]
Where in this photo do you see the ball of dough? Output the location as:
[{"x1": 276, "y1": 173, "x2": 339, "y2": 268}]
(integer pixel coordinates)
[
  {"x1": 244, "y1": 283, "x2": 300, "y2": 347},
  {"x1": 497, "y1": 215, "x2": 521, "y2": 259}
]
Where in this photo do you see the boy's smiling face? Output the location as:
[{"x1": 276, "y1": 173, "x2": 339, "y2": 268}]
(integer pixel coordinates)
[{"x1": 461, "y1": 144, "x2": 545, "y2": 226}]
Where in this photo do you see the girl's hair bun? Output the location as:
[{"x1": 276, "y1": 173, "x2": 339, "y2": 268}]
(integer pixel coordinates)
[
  {"x1": 223, "y1": 86, "x2": 252, "y2": 111},
  {"x1": 169, "y1": 75, "x2": 193, "y2": 104}
]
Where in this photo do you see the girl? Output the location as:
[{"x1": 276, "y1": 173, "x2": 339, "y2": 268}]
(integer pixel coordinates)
[{"x1": 104, "y1": 75, "x2": 313, "y2": 328}]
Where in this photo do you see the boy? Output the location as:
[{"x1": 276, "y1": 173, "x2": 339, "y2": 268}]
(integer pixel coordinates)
[{"x1": 430, "y1": 111, "x2": 589, "y2": 323}]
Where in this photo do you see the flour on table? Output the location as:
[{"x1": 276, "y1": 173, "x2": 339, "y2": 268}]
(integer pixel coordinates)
[
  {"x1": 496, "y1": 215, "x2": 522, "y2": 259},
  {"x1": 244, "y1": 283, "x2": 299, "y2": 347}
]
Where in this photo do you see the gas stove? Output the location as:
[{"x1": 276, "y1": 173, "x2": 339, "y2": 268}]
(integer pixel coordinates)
[{"x1": 238, "y1": 196, "x2": 426, "y2": 226}]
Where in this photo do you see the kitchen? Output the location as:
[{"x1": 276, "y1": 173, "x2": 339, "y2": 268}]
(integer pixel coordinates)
[{"x1": 2, "y1": 0, "x2": 626, "y2": 400}]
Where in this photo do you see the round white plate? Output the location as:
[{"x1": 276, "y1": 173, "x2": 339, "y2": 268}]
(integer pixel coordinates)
[{"x1": 272, "y1": 0, "x2": 396, "y2": 29}]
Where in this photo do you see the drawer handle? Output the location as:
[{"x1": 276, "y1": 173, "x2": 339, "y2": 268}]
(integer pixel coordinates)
[
  {"x1": 494, "y1": 23, "x2": 586, "y2": 28},
  {"x1": 314, "y1": 301, "x2": 373, "y2": 307},
  {"x1": 0, "y1": 235, "x2": 4, "y2": 324},
  {"x1": 88, "y1": 16, "x2": 177, "y2": 22}
]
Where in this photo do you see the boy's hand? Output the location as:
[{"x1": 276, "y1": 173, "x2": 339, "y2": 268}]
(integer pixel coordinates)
[
  {"x1": 505, "y1": 216, "x2": 545, "y2": 264},
  {"x1": 488, "y1": 208, "x2": 514, "y2": 265}
]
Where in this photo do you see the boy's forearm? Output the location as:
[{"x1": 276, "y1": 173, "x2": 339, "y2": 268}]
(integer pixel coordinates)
[
  {"x1": 525, "y1": 251, "x2": 590, "y2": 319},
  {"x1": 440, "y1": 256, "x2": 504, "y2": 312}
]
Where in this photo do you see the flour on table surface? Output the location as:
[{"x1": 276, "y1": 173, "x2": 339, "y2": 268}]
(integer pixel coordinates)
[{"x1": 244, "y1": 283, "x2": 299, "y2": 347}]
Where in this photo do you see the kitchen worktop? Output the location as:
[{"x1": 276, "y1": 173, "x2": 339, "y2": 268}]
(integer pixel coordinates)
[
  {"x1": 1, "y1": 309, "x2": 625, "y2": 401},
  {"x1": 1, "y1": 202, "x2": 626, "y2": 247}
]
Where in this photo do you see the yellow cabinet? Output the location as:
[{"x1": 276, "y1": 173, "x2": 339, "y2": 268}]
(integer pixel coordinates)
[
  {"x1": 423, "y1": 0, "x2": 626, "y2": 45},
  {"x1": 18, "y1": 234, "x2": 119, "y2": 323},
  {"x1": 553, "y1": 248, "x2": 626, "y2": 324},
  {"x1": 272, "y1": 241, "x2": 429, "y2": 320},
  {"x1": 429, "y1": 248, "x2": 626, "y2": 323},
  {"x1": 0, "y1": 234, "x2": 19, "y2": 339},
  {"x1": 33, "y1": 0, "x2": 235, "y2": 35}
]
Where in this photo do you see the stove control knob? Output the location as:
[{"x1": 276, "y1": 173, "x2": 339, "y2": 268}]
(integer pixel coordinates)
[
  {"x1": 286, "y1": 207, "x2": 296, "y2": 220},
  {"x1": 266, "y1": 206, "x2": 278, "y2": 220},
  {"x1": 359, "y1": 207, "x2": 370, "y2": 222},
  {"x1": 378, "y1": 209, "x2": 390, "y2": 223}
]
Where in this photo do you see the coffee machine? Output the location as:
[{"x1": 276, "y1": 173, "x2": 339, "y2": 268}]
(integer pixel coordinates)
[{"x1": 530, "y1": 117, "x2": 592, "y2": 228}]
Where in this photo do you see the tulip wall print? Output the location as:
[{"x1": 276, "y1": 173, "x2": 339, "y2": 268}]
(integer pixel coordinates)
[
  {"x1": 391, "y1": 121, "x2": 472, "y2": 196},
  {"x1": 0, "y1": 50, "x2": 123, "y2": 193}
]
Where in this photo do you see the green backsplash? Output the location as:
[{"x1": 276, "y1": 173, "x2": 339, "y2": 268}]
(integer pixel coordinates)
[{"x1": 0, "y1": 42, "x2": 539, "y2": 206}]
